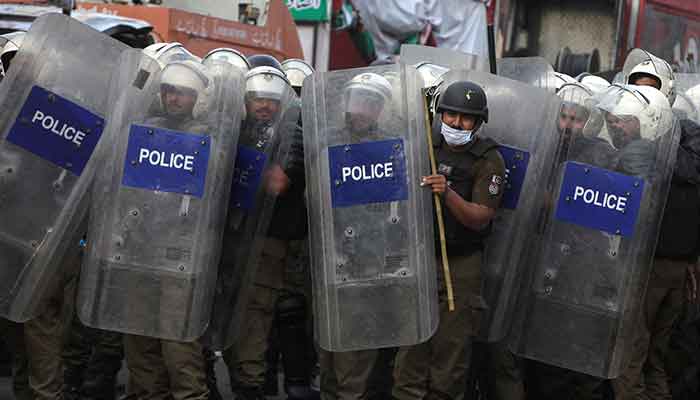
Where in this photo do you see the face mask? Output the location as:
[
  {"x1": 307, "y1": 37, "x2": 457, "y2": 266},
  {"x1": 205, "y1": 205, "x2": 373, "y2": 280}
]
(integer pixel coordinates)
[{"x1": 440, "y1": 122, "x2": 473, "y2": 146}]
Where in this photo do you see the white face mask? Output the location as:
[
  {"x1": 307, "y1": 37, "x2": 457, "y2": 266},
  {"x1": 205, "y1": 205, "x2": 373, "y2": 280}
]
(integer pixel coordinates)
[{"x1": 440, "y1": 122, "x2": 474, "y2": 146}]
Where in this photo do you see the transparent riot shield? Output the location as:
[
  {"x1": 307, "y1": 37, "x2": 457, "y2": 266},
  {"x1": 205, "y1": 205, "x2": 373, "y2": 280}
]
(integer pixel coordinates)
[
  {"x1": 78, "y1": 50, "x2": 244, "y2": 341},
  {"x1": 496, "y1": 57, "x2": 558, "y2": 92},
  {"x1": 203, "y1": 68, "x2": 300, "y2": 350},
  {"x1": 303, "y1": 64, "x2": 438, "y2": 351},
  {"x1": 0, "y1": 14, "x2": 127, "y2": 321},
  {"x1": 510, "y1": 84, "x2": 680, "y2": 378},
  {"x1": 433, "y1": 70, "x2": 563, "y2": 342},
  {"x1": 400, "y1": 44, "x2": 488, "y2": 72}
]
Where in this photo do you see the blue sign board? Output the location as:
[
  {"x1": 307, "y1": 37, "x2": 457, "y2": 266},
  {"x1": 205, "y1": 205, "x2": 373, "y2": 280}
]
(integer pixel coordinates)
[
  {"x1": 230, "y1": 145, "x2": 267, "y2": 211},
  {"x1": 5, "y1": 85, "x2": 105, "y2": 176},
  {"x1": 122, "y1": 124, "x2": 210, "y2": 198},
  {"x1": 555, "y1": 162, "x2": 644, "y2": 237},
  {"x1": 498, "y1": 145, "x2": 530, "y2": 210},
  {"x1": 329, "y1": 138, "x2": 408, "y2": 208}
]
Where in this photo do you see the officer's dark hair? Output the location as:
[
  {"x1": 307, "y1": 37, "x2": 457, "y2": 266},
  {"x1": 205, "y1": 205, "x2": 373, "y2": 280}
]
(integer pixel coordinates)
[{"x1": 628, "y1": 72, "x2": 661, "y2": 90}]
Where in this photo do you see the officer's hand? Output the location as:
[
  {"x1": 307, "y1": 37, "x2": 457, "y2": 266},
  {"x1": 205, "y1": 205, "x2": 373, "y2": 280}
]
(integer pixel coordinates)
[
  {"x1": 687, "y1": 263, "x2": 699, "y2": 303},
  {"x1": 265, "y1": 164, "x2": 290, "y2": 196},
  {"x1": 421, "y1": 174, "x2": 446, "y2": 195}
]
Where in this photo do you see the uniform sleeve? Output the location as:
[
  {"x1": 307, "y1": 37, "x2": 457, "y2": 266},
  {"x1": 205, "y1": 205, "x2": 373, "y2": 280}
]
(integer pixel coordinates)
[{"x1": 471, "y1": 149, "x2": 506, "y2": 209}]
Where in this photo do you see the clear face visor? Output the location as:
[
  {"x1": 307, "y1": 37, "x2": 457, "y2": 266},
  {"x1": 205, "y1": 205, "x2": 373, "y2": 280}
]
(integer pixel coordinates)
[
  {"x1": 285, "y1": 68, "x2": 308, "y2": 88},
  {"x1": 344, "y1": 88, "x2": 385, "y2": 116},
  {"x1": 245, "y1": 73, "x2": 287, "y2": 102}
]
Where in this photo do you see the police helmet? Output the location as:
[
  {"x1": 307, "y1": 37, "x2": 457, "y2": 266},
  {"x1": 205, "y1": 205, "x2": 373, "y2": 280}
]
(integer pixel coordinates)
[
  {"x1": 436, "y1": 81, "x2": 488, "y2": 123},
  {"x1": 160, "y1": 60, "x2": 209, "y2": 96},
  {"x1": 281, "y1": 58, "x2": 314, "y2": 88},
  {"x1": 1, "y1": 31, "x2": 25, "y2": 73},
  {"x1": 344, "y1": 72, "x2": 392, "y2": 104},
  {"x1": 203, "y1": 48, "x2": 250, "y2": 72},
  {"x1": 247, "y1": 54, "x2": 283, "y2": 72},
  {"x1": 624, "y1": 49, "x2": 676, "y2": 105},
  {"x1": 245, "y1": 66, "x2": 290, "y2": 102}
]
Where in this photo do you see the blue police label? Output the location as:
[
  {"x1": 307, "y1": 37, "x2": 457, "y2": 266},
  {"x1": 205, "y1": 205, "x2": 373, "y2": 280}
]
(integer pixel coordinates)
[
  {"x1": 122, "y1": 125, "x2": 210, "y2": 198},
  {"x1": 329, "y1": 138, "x2": 408, "y2": 208},
  {"x1": 555, "y1": 162, "x2": 644, "y2": 237},
  {"x1": 498, "y1": 145, "x2": 530, "y2": 210},
  {"x1": 5, "y1": 85, "x2": 105, "y2": 176},
  {"x1": 230, "y1": 145, "x2": 267, "y2": 211}
]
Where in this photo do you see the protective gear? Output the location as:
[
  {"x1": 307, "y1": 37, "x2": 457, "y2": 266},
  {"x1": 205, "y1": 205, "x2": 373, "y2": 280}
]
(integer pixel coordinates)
[
  {"x1": 303, "y1": 64, "x2": 438, "y2": 351},
  {"x1": 576, "y1": 73, "x2": 610, "y2": 94},
  {"x1": 281, "y1": 58, "x2": 314, "y2": 89},
  {"x1": 440, "y1": 123, "x2": 473, "y2": 146},
  {"x1": 552, "y1": 72, "x2": 576, "y2": 92},
  {"x1": 343, "y1": 72, "x2": 392, "y2": 104},
  {"x1": 247, "y1": 54, "x2": 283, "y2": 71},
  {"x1": 673, "y1": 93, "x2": 698, "y2": 122},
  {"x1": 557, "y1": 82, "x2": 594, "y2": 105},
  {"x1": 436, "y1": 80, "x2": 489, "y2": 123},
  {"x1": 497, "y1": 57, "x2": 557, "y2": 92},
  {"x1": 623, "y1": 48, "x2": 676, "y2": 105},
  {"x1": 0, "y1": 14, "x2": 127, "y2": 321},
  {"x1": 674, "y1": 74, "x2": 700, "y2": 123},
  {"x1": 276, "y1": 294, "x2": 313, "y2": 391},
  {"x1": 510, "y1": 83, "x2": 681, "y2": 378},
  {"x1": 78, "y1": 49, "x2": 245, "y2": 340},
  {"x1": 203, "y1": 64, "x2": 300, "y2": 350},
  {"x1": 245, "y1": 66, "x2": 290, "y2": 101},
  {"x1": 204, "y1": 47, "x2": 250, "y2": 71},
  {"x1": 400, "y1": 44, "x2": 489, "y2": 73},
  {"x1": 435, "y1": 70, "x2": 563, "y2": 343},
  {"x1": 143, "y1": 42, "x2": 196, "y2": 65},
  {"x1": 415, "y1": 62, "x2": 450, "y2": 89},
  {"x1": 0, "y1": 31, "x2": 24, "y2": 75}
]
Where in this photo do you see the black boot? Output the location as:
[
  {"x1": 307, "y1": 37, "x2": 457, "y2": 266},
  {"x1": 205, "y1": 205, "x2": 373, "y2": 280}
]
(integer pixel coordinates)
[{"x1": 203, "y1": 348, "x2": 223, "y2": 400}]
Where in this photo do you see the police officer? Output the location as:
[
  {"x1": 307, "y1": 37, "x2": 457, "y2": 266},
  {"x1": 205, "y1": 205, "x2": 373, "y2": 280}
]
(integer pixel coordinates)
[
  {"x1": 123, "y1": 60, "x2": 211, "y2": 400},
  {"x1": 222, "y1": 54, "x2": 313, "y2": 400},
  {"x1": 392, "y1": 80, "x2": 505, "y2": 400},
  {"x1": 613, "y1": 51, "x2": 700, "y2": 400},
  {"x1": 317, "y1": 72, "x2": 394, "y2": 400}
]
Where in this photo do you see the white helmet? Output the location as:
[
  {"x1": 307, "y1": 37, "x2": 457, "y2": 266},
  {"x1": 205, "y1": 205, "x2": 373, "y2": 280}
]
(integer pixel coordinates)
[
  {"x1": 281, "y1": 58, "x2": 314, "y2": 88},
  {"x1": 0, "y1": 31, "x2": 25, "y2": 74},
  {"x1": 160, "y1": 60, "x2": 209, "y2": 95},
  {"x1": 343, "y1": 72, "x2": 392, "y2": 104},
  {"x1": 576, "y1": 73, "x2": 610, "y2": 94},
  {"x1": 590, "y1": 84, "x2": 673, "y2": 144},
  {"x1": 203, "y1": 48, "x2": 250, "y2": 72},
  {"x1": 673, "y1": 93, "x2": 698, "y2": 122},
  {"x1": 552, "y1": 72, "x2": 576, "y2": 92},
  {"x1": 414, "y1": 62, "x2": 450, "y2": 89},
  {"x1": 623, "y1": 48, "x2": 676, "y2": 106},
  {"x1": 557, "y1": 82, "x2": 593, "y2": 105},
  {"x1": 245, "y1": 66, "x2": 291, "y2": 102},
  {"x1": 144, "y1": 42, "x2": 196, "y2": 65}
]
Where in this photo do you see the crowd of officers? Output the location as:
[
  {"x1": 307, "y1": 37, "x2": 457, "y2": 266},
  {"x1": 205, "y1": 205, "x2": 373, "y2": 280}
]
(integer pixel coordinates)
[{"x1": 0, "y1": 27, "x2": 699, "y2": 400}]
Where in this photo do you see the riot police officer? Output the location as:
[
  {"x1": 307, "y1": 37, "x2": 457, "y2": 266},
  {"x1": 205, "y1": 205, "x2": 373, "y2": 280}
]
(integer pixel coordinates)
[
  {"x1": 392, "y1": 80, "x2": 505, "y2": 400},
  {"x1": 123, "y1": 60, "x2": 212, "y2": 400},
  {"x1": 613, "y1": 50, "x2": 700, "y2": 400}
]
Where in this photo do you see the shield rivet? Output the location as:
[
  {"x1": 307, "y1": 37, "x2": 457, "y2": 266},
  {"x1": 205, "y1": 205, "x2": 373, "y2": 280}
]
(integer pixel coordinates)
[{"x1": 584, "y1": 168, "x2": 590, "y2": 174}]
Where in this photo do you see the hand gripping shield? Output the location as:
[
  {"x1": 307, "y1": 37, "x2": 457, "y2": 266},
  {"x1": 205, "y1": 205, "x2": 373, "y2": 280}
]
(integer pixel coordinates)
[
  {"x1": 78, "y1": 50, "x2": 245, "y2": 341},
  {"x1": 435, "y1": 70, "x2": 563, "y2": 342},
  {"x1": 509, "y1": 84, "x2": 680, "y2": 378},
  {"x1": 303, "y1": 64, "x2": 438, "y2": 351},
  {"x1": 0, "y1": 14, "x2": 127, "y2": 321},
  {"x1": 496, "y1": 57, "x2": 559, "y2": 92},
  {"x1": 203, "y1": 67, "x2": 300, "y2": 350}
]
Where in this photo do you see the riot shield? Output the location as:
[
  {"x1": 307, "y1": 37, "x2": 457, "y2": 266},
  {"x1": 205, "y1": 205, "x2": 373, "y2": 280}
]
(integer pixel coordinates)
[
  {"x1": 303, "y1": 64, "x2": 438, "y2": 351},
  {"x1": 496, "y1": 57, "x2": 558, "y2": 91},
  {"x1": 510, "y1": 84, "x2": 680, "y2": 378},
  {"x1": 203, "y1": 67, "x2": 300, "y2": 350},
  {"x1": 0, "y1": 14, "x2": 127, "y2": 321},
  {"x1": 433, "y1": 70, "x2": 563, "y2": 342},
  {"x1": 400, "y1": 44, "x2": 488, "y2": 72},
  {"x1": 78, "y1": 50, "x2": 244, "y2": 341}
]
